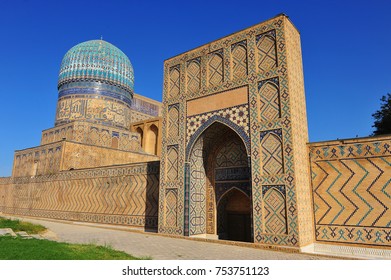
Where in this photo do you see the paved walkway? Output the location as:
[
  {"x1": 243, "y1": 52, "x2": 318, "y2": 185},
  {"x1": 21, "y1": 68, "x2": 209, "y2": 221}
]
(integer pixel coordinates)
[{"x1": 5, "y1": 216, "x2": 334, "y2": 260}]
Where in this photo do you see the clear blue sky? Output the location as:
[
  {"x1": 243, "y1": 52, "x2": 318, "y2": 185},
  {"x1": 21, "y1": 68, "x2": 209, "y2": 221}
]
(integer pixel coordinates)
[{"x1": 0, "y1": 0, "x2": 390, "y2": 176}]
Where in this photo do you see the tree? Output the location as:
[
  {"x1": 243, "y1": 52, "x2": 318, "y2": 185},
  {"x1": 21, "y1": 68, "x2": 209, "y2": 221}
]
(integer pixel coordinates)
[{"x1": 372, "y1": 93, "x2": 391, "y2": 135}]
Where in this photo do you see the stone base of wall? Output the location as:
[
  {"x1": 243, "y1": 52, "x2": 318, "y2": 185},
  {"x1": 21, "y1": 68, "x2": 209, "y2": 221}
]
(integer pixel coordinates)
[{"x1": 301, "y1": 243, "x2": 391, "y2": 260}]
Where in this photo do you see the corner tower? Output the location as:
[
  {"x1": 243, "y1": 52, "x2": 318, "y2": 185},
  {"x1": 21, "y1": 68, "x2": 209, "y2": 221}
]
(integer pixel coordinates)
[{"x1": 56, "y1": 40, "x2": 134, "y2": 129}]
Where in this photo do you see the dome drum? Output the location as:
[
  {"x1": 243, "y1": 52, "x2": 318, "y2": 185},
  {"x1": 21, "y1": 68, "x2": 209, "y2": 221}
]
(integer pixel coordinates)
[{"x1": 58, "y1": 81, "x2": 133, "y2": 107}]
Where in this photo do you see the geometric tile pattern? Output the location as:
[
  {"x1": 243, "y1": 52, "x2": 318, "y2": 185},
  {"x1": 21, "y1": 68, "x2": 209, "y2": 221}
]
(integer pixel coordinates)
[
  {"x1": 215, "y1": 137, "x2": 249, "y2": 168},
  {"x1": 168, "y1": 104, "x2": 179, "y2": 140},
  {"x1": 188, "y1": 123, "x2": 250, "y2": 235},
  {"x1": 310, "y1": 137, "x2": 391, "y2": 246},
  {"x1": 208, "y1": 50, "x2": 224, "y2": 87},
  {"x1": 165, "y1": 190, "x2": 178, "y2": 227},
  {"x1": 160, "y1": 15, "x2": 308, "y2": 248},
  {"x1": 231, "y1": 41, "x2": 247, "y2": 80},
  {"x1": 263, "y1": 186, "x2": 287, "y2": 234},
  {"x1": 166, "y1": 145, "x2": 179, "y2": 181},
  {"x1": 213, "y1": 134, "x2": 251, "y2": 236},
  {"x1": 169, "y1": 66, "x2": 180, "y2": 98},
  {"x1": 187, "y1": 58, "x2": 201, "y2": 93},
  {"x1": 186, "y1": 104, "x2": 249, "y2": 142},
  {"x1": 259, "y1": 78, "x2": 280, "y2": 121},
  {"x1": 260, "y1": 129, "x2": 284, "y2": 175},
  {"x1": 0, "y1": 162, "x2": 160, "y2": 229},
  {"x1": 189, "y1": 136, "x2": 206, "y2": 235},
  {"x1": 256, "y1": 30, "x2": 277, "y2": 72}
]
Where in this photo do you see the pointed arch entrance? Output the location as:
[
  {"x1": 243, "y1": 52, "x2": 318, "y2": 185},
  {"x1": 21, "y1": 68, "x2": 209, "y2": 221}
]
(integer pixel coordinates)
[{"x1": 186, "y1": 121, "x2": 252, "y2": 242}]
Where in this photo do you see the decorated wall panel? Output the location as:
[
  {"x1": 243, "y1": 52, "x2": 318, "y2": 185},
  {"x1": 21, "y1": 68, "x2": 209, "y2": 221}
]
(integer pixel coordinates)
[
  {"x1": 189, "y1": 137, "x2": 206, "y2": 235},
  {"x1": 260, "y1": 129, "x2": 284, "y2": 176},
  {"x1": 168, "y1": 104, "x2": 180, "y2": 140},
  {"x1": 263, "y1": 185, "x2": 287, "y2": 235},
  {"x1": 166, "y1": 145, "x2": 179, "y2": 181},
  {"x1": 186, "y1": 58, "x2": 201, "y2": 94},
  {"x1": 256, "y1": 30, "x2": 277, "y2": 72},
  {"x1": 259, "y1": 78, "x2": 281, "y2": 122},
  {"x1": 56, "y1": 96, "x2": 131, "y2": 129},
  {"x1": 169, "y1": 66, "x2": 180, "y2": 98},
  {"x1": 13, "y1": 143, "x2": 63, "y2": 177},
  {"x1": 165, "y1": 190, "x2": 178, "y2": 227},
  {"x1": 42, "y1": 121, "x2": 141, "y2": 152},
  {"x1": 208, "y1": 50, "x2": 224, "y2": 87},
  {"x1": 231, "y1": 41, "x2": 248, "y2": 80},
  {"x1": 131, "y1": 94, "x2": 161, "y2": 118},
  {"x1": 1, "y1": 162, "x2": 160, "y2": 228},
  {"x1": 159, "y1": 15, "x2": 310, "y2": 248},
  {"x1": 309, "y1": 136, "x2": 391, "y2": 247}
]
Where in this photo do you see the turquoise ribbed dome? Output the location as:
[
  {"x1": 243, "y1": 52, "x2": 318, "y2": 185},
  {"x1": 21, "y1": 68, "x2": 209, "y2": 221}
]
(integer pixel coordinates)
[{"x1": 58, "y1": 40, "x2": 134, "y2": 94}]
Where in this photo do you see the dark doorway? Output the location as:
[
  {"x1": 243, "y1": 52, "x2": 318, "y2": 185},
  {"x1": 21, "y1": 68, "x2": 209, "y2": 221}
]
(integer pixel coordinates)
[{"x1": 217, "y1": 188, "x2": 251, "y2": 242}]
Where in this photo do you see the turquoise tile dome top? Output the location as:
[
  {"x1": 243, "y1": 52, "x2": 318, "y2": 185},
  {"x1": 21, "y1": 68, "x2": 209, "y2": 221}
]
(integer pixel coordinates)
[{"x1": 58, "y1": 40, "x2": 134, "y2": 95}]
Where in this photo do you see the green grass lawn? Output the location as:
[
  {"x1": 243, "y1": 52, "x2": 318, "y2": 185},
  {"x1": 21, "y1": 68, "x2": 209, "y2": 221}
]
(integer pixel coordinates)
[
  {"x1": 0, "y1": 217, "x2": 147, "y2": 260},
  {"x1": 0, "y1": 236, "x2": 145, "y2": 260},
  {"x1": 0, "y1": 217, "x2": 46, "y2": 234}
]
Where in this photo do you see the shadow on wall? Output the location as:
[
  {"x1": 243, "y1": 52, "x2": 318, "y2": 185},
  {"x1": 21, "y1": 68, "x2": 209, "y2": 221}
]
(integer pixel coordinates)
[{"x1": 145, "y1": 161, "x2": 160, "y2": 233}]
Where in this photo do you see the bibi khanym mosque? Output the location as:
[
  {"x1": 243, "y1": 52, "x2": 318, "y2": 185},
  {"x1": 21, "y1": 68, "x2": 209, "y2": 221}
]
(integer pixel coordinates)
[{"x1": 1, "y1": 14, "x2": 391, "y2": 258}]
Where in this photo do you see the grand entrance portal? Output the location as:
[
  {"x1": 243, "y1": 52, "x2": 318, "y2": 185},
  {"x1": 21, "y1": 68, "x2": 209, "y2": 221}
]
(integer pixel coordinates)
[{"x1": 188, "y1": 122, "x2": 252, "y2": 242}]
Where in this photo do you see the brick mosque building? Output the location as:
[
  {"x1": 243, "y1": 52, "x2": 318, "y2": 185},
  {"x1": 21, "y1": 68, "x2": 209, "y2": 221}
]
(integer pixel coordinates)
[{"x1": 1, "y1": 14, "x2": 391, "y2": 259}]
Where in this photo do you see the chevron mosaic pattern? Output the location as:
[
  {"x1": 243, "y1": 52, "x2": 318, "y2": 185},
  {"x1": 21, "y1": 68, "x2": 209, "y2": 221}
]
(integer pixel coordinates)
[
  {"x1": 0, "y1": 162, "x2": 160, "y2": 228},
  {"x1": 310, "y1": 137, "x2": 391, "y2": 246}
]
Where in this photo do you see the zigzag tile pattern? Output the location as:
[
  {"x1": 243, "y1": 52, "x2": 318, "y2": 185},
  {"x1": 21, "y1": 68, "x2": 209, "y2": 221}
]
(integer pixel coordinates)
[
  {"x1": 310, "y1": 138, "x2": 391, "y2": 246},
  {"x1": 0, "y1": 162, "x2": 160, "y2": 228}
]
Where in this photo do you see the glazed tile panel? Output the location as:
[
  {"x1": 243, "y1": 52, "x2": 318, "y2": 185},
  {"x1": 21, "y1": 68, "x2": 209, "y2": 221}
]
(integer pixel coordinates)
[
  {"x1": 309, "y1": 136, "x2": 391, "y2": 247},
  {"x1": 0, "y1": 162, "x2": 160, "y2": 229},
  {"x1": 159, "y1": 15, "x2": 310, "y2": 247}
]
